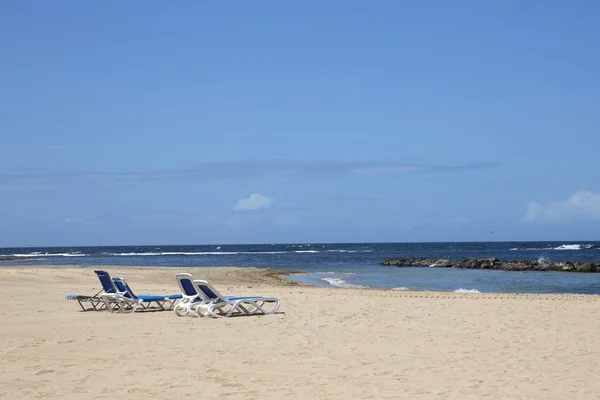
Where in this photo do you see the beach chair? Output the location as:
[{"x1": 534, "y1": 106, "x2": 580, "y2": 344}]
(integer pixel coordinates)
[
  {"x1": 173, "y1": 273, "x2": 206, "y2": 317},
  {"x1": 65, "y1": 270, "x2": 119, "y2": 311},
  {"x1": 192, "y1": 279, "x2": 280, "y2": 318},
  {"x1": 172, "y1": 274, "x2": 260, "y2": 317},
  {"x1": 94, "y1": 270, "x2": 128, "y2": 312},
  {"x1": 110, "y1": 277, "x2": 182, "y2": 313}
]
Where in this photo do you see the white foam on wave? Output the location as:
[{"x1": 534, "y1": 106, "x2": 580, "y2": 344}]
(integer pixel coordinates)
[
  {"x1": 454, "y1": 288, "x2": 481, "y2": 293},
  {"x1": 321, "y1": 277, "x2": 367, "y2": 289},
  {"x1": 11, "y1": 252, "x2": 85, "y2": 257},
  {"x1": 11, "y1": 252, "x2": 43, "y2": 257},
  {"x1": 107, "y1": 251, "x2": 289, "y2": 256},
  {"x1": 554, "y1": 244, "x2": 595, "y2": 250},
  {"x1": 103, "y1": 249, "x2": 372, "y2": 256},
  {"x1": 554, "y1": 244, "x2": 582, "y2": 250},
  {"x1": 513, "y1": 247, "x2": 559, "y2": 251},
  {"x1": 392, "y1": 287, "x2": 410, "y2": 291}
]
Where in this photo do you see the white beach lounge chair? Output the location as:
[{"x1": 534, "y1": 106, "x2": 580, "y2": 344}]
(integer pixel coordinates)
[
  {"x1": 173, "y1": 273, "x2": 206, "y2": 317},
  {"x1": 192, "y1": 279, "x2": 280, "y2": 318}
]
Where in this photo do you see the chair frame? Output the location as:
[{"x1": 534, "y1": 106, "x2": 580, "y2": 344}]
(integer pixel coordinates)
[{"x1": 66, "y1": 291, "x2": 107, "y2": 311}]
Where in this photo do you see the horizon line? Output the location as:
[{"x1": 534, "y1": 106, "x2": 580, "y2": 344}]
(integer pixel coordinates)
[{"x1": 1, "y1": 239, "x2": 598, "y2": 249}]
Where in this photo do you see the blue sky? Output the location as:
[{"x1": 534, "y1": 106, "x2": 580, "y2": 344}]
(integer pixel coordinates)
[{"x1": 1, "y1": 1, "x2": 599, "y2": 247}]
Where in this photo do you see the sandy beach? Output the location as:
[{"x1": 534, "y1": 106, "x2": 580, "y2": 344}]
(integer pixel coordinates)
[{"x1": 1, "y1": 265, "x2": 599, "y2": 400}]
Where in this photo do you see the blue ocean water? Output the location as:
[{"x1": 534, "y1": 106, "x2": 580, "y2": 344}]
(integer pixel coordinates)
[{"x1": 2, "y1": 242, "x2": 600, "y2": 294}]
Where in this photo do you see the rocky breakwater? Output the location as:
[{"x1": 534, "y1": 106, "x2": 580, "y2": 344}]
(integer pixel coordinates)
[{"x1": 381, "y1": 257, "x2": 600, "y2": 273}]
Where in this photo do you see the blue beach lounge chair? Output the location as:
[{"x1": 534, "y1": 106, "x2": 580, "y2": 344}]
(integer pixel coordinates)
[
  {"x1": 65, "y1": 269, "x2": 119, "y2": 311},
  {"x1": 192, "y1": 279, "x2": 280, "y2": 318},
  {"x1": 110, "y1": 277, "x2": 182, "y2": 313},
  {"x1": 94, "y1": 270, "x2": 127, "y2": 312}
]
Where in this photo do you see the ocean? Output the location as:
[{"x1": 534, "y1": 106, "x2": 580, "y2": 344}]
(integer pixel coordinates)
[{"x1": 2, "y1": 241, "x2": 600, "y2": 294}]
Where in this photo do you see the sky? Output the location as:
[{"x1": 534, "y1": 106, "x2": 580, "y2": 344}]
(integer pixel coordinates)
[{"x1": 1, "y1": 1, "x2": 599, "y2": 247}]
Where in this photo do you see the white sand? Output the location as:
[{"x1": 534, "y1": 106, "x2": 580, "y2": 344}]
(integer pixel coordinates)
[{"x1": 1, "y1": 266, "x2": 599, "y2": 399}]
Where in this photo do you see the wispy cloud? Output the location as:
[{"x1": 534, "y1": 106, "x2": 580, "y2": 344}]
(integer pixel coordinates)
[
  {"x1": 525, "y1": 190, "x2": 600, "y2": 223},
  {"x1": 0, "y1": 159, "x2": 500, "y2": 189},
  {"x1": 234, "y1": 193, "x2": 274, "y2": 211}
]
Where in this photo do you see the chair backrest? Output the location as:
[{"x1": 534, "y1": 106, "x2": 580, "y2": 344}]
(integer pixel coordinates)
[
  {"x1": 112, "y1": 277, "x2": 137, "y2": 299},
  {"x1": 94, "y1": 270, "x2": 117, "y2": 294},
  {"x1": 193, "y1": 280, "x2": 225, "y2": 302},
  {"x1": 176, "y1": 273, "x2": 198, "y2": 297}
]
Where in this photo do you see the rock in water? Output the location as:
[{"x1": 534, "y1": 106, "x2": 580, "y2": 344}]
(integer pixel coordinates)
[{"x1": 380, "y1": 257, "x2": 600, "y2": 273}]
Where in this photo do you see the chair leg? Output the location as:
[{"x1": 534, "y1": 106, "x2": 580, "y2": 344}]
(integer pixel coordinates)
[{"x1": 76, "y1": 299, "x2": 87, "y2": 311}]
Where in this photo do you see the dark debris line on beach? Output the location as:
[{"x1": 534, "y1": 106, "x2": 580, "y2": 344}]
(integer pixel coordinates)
[{"x1": 382, "y1": 258, "x2": 600, "y2": 273}]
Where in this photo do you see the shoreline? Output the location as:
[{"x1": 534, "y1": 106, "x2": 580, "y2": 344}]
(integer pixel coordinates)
[{"x1": 2, "y1": 264, "x2": 600, "y2": 299}]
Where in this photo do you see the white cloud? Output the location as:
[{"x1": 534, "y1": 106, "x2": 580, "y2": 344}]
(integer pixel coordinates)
[
  {"x1": 234, "y1": 193, "x2": 274, "y2": 211},
  {"x1": 525, "y1": 190, "x2": 600, "y2": 222}
]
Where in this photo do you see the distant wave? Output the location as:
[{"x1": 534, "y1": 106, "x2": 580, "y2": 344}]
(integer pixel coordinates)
[
  {"x1": 392, "y1": 287, "x2": 410, "y2": 291},
  {"x1": 10, "y1": 252, "x2": 86, "y2": 257},
  {"x1": 509, "y1": 247, "x2": 553, "y2": 251},
  {"x1": 2, "y1": 249, "x2": 372, "y2": 258},
  {"x1": 454, "y1": 288, "x2": 481, "y2": 293},
  {"x1": 509, "y1": 244, "x2": 596, "y2": 251},
  {"x1": 553, "y1": 244, "x2": 595, "y2": 251},
  {"x1": 105, "y1": 251, "x2": 289, "y2": 256}
]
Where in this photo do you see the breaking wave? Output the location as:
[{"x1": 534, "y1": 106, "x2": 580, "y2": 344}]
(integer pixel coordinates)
[
  {"x1": 106, "y1": 251, "x2": 288, "y2": 256},
  {"x1": 553, "y1": 244, "x2": 595, "y2": 251},
  {"x1": 10, "y1": 252, "x2": 85, "y2": 257},
  {"x1": 509, "y1": 244, "x2": 597, "y2": 251},
  {"x1": 2, "y1": 249, "x2": 374, "y2": 258},
  {"x1": 320, "y1": 277, "x2": 367, "y2": 289}
]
